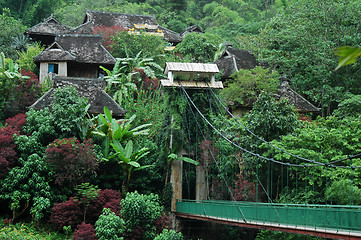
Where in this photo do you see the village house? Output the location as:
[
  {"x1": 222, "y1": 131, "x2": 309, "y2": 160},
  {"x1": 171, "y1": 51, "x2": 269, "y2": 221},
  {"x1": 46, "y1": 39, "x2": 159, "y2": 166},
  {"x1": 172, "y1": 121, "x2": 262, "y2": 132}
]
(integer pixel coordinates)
[{"x1": 34, "y1": 34, "x2": 115, "y2": 84}]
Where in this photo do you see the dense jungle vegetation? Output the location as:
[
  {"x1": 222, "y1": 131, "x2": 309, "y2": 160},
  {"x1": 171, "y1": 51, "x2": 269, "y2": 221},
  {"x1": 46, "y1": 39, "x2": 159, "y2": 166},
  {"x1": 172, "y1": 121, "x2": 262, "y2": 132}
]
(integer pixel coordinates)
[{"x1": 1, "y1": 0, "x2": 361, "y2": 239}]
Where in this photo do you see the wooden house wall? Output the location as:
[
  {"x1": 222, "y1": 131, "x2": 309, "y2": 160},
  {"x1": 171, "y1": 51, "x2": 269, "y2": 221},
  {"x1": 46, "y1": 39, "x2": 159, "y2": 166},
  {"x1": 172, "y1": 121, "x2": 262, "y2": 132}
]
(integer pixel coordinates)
[
  {"x1": 67, "y1": 63, "x2": 99, "y2": 78},
  {"x1": 39, "y1": 62, "x2": 67, "y2": 84}
]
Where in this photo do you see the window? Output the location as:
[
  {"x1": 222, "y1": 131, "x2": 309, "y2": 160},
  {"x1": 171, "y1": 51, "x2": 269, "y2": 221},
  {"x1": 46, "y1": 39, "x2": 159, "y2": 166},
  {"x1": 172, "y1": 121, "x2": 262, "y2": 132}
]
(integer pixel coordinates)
[{"x1": 48, "y1": 63, "x2": 59, "y2": 74}]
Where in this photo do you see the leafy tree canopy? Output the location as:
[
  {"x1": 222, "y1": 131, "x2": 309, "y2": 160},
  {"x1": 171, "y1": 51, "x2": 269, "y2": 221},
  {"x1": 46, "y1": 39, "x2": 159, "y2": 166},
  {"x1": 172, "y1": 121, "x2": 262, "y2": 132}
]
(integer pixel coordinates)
[{"x1": 253, "y1": 0, "x2": 361, "y2": 115}]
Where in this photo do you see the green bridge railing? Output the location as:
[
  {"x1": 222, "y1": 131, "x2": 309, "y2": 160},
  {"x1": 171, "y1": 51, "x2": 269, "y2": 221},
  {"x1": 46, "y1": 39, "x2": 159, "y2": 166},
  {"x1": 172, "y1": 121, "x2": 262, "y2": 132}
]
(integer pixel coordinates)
[{"x1": 176, "y1": 200, "x2": 361, "y2": 232}]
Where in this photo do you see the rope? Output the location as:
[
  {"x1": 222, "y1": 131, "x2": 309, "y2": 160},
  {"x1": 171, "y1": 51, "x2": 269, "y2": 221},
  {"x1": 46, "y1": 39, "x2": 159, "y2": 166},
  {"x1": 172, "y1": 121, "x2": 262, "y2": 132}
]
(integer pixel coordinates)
[
  {"x1": 207, "y1": 84, "x2": 361, "y2": 169},
  {"x1": 179, "y1": 83, "x2": 248, "y2": 223}
]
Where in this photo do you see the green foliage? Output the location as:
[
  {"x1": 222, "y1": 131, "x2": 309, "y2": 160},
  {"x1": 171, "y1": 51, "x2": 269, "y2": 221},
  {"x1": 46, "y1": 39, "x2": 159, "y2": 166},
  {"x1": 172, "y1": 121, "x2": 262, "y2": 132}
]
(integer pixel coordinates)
[
  {"x1": 92, "y1": 106, "x2": 151, "y2": 157},
  {"x1": 75, "y1": 183, "x2": 101, "y2": 222},
  {"x1": 21, "y1": 108, "x2": 56, "y2": 147},
  {"x1": 154, "y1": 229, "x2": 183, "y2": 240},
  {"x1": 174, "y1": 32, "x2": 223, "y2": 63},
  {"x1": 255, "y1": 0, "x2": 361, "y2": 115},
  {"x1": 108, "y1": 139, "x2": 152, "y2": 195},
  {"x1": 0, "y1": 9, "x2": 26, "y2": 59},
  {"x1": 326, "y1": 179, "x2": 361, "y2": 205},
  {"x1": 0, "y1": 154, "x2": 52, "y2": 221},
  {"x1": 262, "y1": 116, "x2": 361, "y2": 204},
  {"x1": 95, "y1": 208, "x2": 125, "y2": 240},
  {"x1": 101, "y1": 58, "x2": 137, "y2": 105},
  {"x1": 256, "y1": 230, "x2": 321, "y2": 240},
  {"x1": 20, "y1": 86, "x2": 89, "y2": 151},
  {"x1": 0, "y1": 52, "x2": 27, "y2": 120},
  {"x1": 120, "y1": 191, "x2": 163, "y2": 240},
  {"x1": 111, "y1": 31, "x2": 165, "y2": 59},
  {"x1": 0, "y1": 221, "x2": 70, "y2": 240},
  {"x1": 52, "y1": 86, "x2": 89, "y2": 139},
  {"x1": 221, "y1": 66, "x2": 279, "y2": 106},
  {"x1": 11, "y1": 34, "x2": 31, "y2": 53},
  {"x1": 17, "y1": 42, "x2": 44, "y2": 75},
  {"x1": 335, "y1": 46, "x2": 361, "y2": 70},
  {"x1": 333, "y1": 95, "x2": 361, "y2": 118},
  {"x1": 246, "y1": 92, "x2": 299, "y2": 141}
]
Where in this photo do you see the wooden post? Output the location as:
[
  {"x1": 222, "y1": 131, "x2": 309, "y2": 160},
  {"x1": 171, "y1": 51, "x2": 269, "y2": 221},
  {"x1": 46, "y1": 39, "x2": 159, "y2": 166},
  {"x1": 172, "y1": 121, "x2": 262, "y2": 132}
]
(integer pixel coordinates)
[{"x1": 168, "y1": 71, "x2": 174, "y2": 84}]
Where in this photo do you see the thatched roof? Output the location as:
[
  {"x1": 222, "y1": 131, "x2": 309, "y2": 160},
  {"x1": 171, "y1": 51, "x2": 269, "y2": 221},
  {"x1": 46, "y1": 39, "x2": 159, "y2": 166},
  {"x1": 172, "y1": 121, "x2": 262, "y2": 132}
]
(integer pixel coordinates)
[
  {"x1": 30, "y1": 76, "x2": 126, "y2": 117},
  {"x1": 277, "y1": 79, "x2": 320, "y2": 113},
  {"x1": 72, "y1": 10, "x2": 182, "y2": 43},
  {"x1": 215, "y1": 47, "x2": 258, "y2": 78},
  {"x1": 34, "y1": 34, "x2": 115, "y2": 64},
  {"x1": 164, "y1": 62, "x2": 219, "y2": 74},
  {"x1": 158, "y1": 26, "x2": 183, "y2": 43},
  {"x1": 181, "y1": 24, "x2": 204, "y2": 37},
  {"x1": 25, "y1": 15, "x2": 72, "y2": 36},
  {"x1": 72, "y1": 10, "x2": 158, "y2": 34}
]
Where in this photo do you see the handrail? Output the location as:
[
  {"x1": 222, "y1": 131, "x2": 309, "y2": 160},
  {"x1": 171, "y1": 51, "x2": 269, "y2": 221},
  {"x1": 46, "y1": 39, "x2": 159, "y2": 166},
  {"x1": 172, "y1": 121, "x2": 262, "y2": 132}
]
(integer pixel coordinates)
[{"x1": 176, "y1": 199, "x2": 361, "y2": 209}]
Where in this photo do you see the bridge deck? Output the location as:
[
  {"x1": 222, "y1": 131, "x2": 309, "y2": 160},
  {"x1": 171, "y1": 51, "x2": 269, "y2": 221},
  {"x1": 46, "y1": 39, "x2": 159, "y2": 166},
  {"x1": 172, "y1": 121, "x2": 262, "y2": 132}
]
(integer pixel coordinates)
[{"x1": 176, "y1": 200, "x2": 361, "y2": 239}]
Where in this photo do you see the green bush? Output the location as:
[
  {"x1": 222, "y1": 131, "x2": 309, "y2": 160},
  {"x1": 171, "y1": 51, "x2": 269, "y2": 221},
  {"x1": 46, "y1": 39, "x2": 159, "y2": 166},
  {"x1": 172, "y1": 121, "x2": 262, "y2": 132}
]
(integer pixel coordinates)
[
  {"x1": 95, "y1": 208, "x2": 125, "y2": 240},
  {"x1": 154, "y1": 229, "x2": 183, "y2": 240},
  {"x1": 0, "y1": 221, "x2": 69, "y2": 240},
  {"x1": 121, "y1": 191, "x2": 163, "y2": 240}
]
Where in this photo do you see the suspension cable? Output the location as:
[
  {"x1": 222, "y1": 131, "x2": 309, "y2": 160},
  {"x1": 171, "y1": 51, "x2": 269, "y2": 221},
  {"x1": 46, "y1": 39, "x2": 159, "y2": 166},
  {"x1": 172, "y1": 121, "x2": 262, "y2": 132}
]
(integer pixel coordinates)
[{"x1": 207, "y1": 84, "x2": 361, "y2": 167}]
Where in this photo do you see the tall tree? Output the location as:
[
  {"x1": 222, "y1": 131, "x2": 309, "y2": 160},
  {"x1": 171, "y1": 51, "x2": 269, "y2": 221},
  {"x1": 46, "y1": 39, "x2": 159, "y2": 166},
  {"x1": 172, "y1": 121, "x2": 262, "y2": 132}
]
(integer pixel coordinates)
[{"x1": 253, "y1": 0, "x2": 361, "y2": 115}]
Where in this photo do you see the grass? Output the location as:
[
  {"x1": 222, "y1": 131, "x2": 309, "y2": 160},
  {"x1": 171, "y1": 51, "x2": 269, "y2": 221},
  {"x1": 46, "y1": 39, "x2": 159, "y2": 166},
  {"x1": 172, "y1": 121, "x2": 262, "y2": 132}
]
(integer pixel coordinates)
[{"x1": 0, "y1": 219, "x2": 71, "y2": 240}]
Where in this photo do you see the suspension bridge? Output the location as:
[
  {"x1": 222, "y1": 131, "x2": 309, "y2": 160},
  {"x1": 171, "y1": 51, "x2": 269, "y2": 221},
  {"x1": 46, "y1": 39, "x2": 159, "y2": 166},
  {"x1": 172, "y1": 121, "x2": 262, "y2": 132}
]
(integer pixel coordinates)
[{"x1": 160, "y1": 63, "x2": 361, "y2": 240}]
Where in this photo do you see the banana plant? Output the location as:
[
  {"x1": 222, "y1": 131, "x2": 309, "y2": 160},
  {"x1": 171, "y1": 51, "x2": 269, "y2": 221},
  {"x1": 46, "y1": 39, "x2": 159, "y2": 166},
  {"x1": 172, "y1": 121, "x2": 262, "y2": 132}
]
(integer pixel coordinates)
[
  {"x1": 92, "y1": 107, "x2": 151, "y2": 158},
  {"x1": 107, "y1": 139, "x2": 153, "y2": 195},
  {"x1": 100, "y1": 59, "x2": 136, "y2": 105},
  {"x1": 0, "y1": 52, "x2": 24, "y2": 79}
]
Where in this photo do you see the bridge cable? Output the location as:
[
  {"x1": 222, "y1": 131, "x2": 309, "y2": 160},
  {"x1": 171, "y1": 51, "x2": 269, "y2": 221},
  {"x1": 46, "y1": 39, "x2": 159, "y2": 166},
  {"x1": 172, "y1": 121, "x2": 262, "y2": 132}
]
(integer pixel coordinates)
[
  {"x1": 180, "y1": 82, "x2": 287, "y2": 224},
  {"x1": 179, "y1": 83, "x2": 248, "y2": 223},
  {"x1": 207, "y1": 84, "x2": 361, "y2": 168}
]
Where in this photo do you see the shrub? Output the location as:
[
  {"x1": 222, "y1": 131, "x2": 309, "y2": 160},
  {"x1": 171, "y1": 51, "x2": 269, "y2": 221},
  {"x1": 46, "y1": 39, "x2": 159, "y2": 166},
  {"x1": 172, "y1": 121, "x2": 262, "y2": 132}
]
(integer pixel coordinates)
[
  {"x1": 87, "y1": 189, "x2": 122, "y2": 223},
  {"x1": 0, "y1": 126, "x2": 18, "y2": 178},
  {"x1": 50, "y1": 189, "x2": 121, "y2": 230},
  {"x1": 233, "y1": 177, "x2": 258, "y2": 201},
  {"x1": 22, "y1": 108, "x2": 56, "y2": 146},
  {"x1": 51, "y1": 86, "x2": 88, "y2": 139},
  {"x1": 50, "y1": 197, "x2": 83, "y2": 230},
  {"x1": 13, "y1": 71, "x2": 42, "y2": 113},
  {"x1": 111, "y1": 31, "x2": 165, "y2": 58},
  {"x1": 92, "y1": 25, "x2": 126, "y2": 52},
  {"x1": 45, "y1": 138, "x2": 98, "y2": 187},
  {"x1": 5, "y1": 113, "x2": 27, "y2": 132},
  {"x1": 0, "y1": 154, "x2": 52, "y2": 221},
  {"x1": 154, "y1": 213, "x2": 171, "y2": 234},
  {"x1": 95, "y1": 208, "x2": 125, "y2": 240},
  {"x1": 72, "y1": 222, "x2": 97, "y2": 240},
  {"x1": 121, "y1": 191, "x2": 163, "y2": 240},
  {"x1": 154, "y1": 229, "x2": 184, "y2": 240}
]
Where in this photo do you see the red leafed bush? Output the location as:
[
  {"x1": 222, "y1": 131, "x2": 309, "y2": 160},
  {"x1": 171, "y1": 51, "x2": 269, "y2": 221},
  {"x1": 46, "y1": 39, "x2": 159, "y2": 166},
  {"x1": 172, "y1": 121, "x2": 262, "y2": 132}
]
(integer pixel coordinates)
[
  {"x1": 86, "y1": 189, "x2": 121, "y2": 223},
  {"x1": 133, "y1": 68, "x2": 159, "y2": 91},
  {"x1": 0, "y1": 156, "x2": 9, "y2": 178},
  {"x1": 92, "y1": 25, "x2": 126, "y2": 51},
  {"x1": 50, "y1": 189, "x2": 121, "y2": 229},
  {"x1": 50, "y1": 197, "x2": 83, "y2": 230},
  {"x1": 198, "y1": 140, "x2": 216, "y2": 166},
  {"x1": 154, "y1": 212, "x2": 171, "y2": 234},
  {"x1": 45, "y1": 138, "x2": 98, "y2": 187},
  {"x1": 0, "y1": 126, "x2": 19, "y2": 178},
  {"x1": 13, "y1": 70, "x2": 42, "y2": 112},
  {"x1": 125, "y1": 226, "x2": 144, "y2": 240},
  {"x1": 72, "y1": 222, "x2": 97, "y2": 240},
  {"x1": 233, "y1": 176, "x2": 258, "y2": 202},
  {"x1": 5, "y1": 113, "x2": 27, "y2": 132}
]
